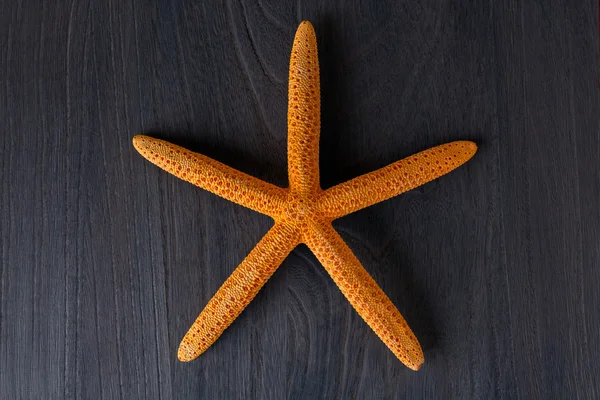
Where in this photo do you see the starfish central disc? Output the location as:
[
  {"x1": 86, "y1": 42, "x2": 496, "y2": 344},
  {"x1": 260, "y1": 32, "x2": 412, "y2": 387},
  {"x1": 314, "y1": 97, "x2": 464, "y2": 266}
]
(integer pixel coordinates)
[{"x1": 283, "y1": 194, "x2": 321, "y2": 226}]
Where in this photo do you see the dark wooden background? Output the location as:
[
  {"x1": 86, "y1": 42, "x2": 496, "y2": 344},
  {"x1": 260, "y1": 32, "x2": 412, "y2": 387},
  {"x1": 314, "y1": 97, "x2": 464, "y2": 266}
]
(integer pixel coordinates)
[{"x1": 1, "y1": 1, "x2": 599, "y2": 399}]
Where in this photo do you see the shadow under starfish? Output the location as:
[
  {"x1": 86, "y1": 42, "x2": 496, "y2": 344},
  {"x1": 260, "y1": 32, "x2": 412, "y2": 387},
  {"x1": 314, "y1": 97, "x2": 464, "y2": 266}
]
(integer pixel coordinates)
[{"x1": 132, "y1": 21, "x2": 477, "y2": 371}]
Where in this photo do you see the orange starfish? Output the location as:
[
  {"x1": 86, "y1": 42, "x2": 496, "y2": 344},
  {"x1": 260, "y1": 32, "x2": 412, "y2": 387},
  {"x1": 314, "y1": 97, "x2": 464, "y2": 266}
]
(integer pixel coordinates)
[{"x1": 133, "y1": 21, "x2": 476, "y2": 371}]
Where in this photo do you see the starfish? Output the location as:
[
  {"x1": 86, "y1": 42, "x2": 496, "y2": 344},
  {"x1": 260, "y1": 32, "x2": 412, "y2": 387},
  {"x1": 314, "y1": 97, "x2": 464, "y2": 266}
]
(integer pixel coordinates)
[{"x1": 133, "y1": 21, "x2": 476, "y2": 371}]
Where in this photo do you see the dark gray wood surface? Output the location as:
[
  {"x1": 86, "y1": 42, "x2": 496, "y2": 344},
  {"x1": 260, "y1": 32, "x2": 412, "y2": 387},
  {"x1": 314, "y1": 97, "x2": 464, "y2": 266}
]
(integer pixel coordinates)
[{"x1": 1, "y1": 1, "x2": 599, "y2": 399}]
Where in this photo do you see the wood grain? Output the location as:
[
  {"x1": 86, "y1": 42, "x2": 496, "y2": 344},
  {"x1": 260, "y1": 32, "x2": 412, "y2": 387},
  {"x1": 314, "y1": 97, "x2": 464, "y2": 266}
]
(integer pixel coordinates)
[{"x1": 1, "y1": 0, "x2": 599, "y2": 399}]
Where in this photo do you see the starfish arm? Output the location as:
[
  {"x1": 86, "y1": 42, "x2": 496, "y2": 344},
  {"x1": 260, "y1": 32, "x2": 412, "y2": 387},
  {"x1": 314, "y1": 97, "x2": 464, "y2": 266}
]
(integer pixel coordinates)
[
  {"x1": 303, "y1": 221, "x2": 424, "y2": 370},
  {"x1": 319, "y1": 141, "x2": 477, "y2": 219},
  {"x1": 177, "y1": 222, "x2": 300, "y2": 362},
  {"x1": 133, "y1": 135, "x2": 288, "y2": 218},
  {"x1": 287, "y1": 21, "x2": 321, "y2": 195}
]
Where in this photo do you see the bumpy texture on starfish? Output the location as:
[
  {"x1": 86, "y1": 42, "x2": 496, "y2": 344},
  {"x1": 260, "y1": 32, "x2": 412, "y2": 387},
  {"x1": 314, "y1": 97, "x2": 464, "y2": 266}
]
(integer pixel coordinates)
[{"x1": 133, "y1": 21, "x2": 476, "y2": 371}]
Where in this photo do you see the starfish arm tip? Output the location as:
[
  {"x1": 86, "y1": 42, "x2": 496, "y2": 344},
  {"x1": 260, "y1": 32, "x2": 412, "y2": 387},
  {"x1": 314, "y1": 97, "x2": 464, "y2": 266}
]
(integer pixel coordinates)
[
  {"x1": 177, "y1": 342, "x2": 199, "y2": 362},
  {"x1": 132, "y1": 134, "x2": 143, "y2": 149},
  {"x1": 132, "y1": 134, "x2": 152, "y2": 154},
  {"x1": 411, "y1": 358, "x2": 424, "y2": 371},
  {"x1": 299, "y1": 20, "x2": 314, "y2": 28},
  {"x1": 458, "y1": 140, "x2": 478, "y2": 158}
]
